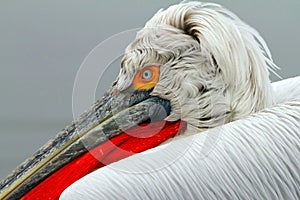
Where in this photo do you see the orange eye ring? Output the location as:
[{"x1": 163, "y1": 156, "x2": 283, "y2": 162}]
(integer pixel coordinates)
[{"x1": 133, "y1": 65, "x2": 160, "y2": 90}]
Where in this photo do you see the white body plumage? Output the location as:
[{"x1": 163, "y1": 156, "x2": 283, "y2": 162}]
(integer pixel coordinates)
[{"x1": 61, "y1": 77, "x2": 300, "y2": 199}]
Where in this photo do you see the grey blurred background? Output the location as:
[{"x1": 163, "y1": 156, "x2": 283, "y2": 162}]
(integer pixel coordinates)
[{"x1": 0, "y1": 0, "x2": 299, "y2": 180}]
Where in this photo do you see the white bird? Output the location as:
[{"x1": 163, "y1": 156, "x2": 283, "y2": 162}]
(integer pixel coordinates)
[{"x1": 0, "y1": 2, "x2": 299, "y2": 200}]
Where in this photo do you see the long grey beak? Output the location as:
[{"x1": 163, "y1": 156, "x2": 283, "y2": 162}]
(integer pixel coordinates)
[{"x1": 0, "y1": 87, "x2": 171, "y2": 199}]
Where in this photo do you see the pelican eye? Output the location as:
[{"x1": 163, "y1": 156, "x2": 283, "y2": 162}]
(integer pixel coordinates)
[
  {"x1": 142, "y1": 70, "x2": 153, "y2": 80},
  {"x1": 133, "y1": 65, "x2": 160, "y2": 90}
]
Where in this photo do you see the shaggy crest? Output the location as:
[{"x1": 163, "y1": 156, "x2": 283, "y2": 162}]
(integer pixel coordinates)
[{"x1": 115, "y1": 1, "x2": 279, "y2": 131}]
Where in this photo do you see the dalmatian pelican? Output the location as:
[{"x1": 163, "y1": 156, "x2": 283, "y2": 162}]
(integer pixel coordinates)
[{"x1": 0, "y1": 1, "x2": 299, "y2": 199}]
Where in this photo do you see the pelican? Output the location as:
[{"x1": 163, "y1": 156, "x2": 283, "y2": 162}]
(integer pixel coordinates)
[{"x1": 1, "y1": 1, "x2": 299, "y2": 199}]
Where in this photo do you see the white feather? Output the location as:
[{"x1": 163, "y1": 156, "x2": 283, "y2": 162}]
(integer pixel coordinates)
[
  {"x1": 60, "y1": 77, "x2": 300, "y2": 200},
  {"x1": 118, "y1": 1, "x2": 279, "y2": 131}
]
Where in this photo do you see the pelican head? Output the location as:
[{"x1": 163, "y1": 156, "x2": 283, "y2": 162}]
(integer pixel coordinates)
[
  {"x1": 120, "y1": 2, "x2": 278, "y2": 131},
  {"x1": 0, "y1": 2, "x2": 278, "y2": 199}
]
